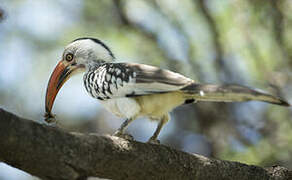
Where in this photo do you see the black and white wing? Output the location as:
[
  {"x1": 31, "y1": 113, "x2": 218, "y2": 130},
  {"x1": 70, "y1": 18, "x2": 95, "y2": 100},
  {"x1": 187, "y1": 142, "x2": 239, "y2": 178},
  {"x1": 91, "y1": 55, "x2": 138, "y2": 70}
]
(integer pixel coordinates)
[
  {"x1": 84, "y1": 63, "x2": 194, "y2": 99},
  {"x1": 83, "y1": 62, "x2": 290, "y2": 106}
]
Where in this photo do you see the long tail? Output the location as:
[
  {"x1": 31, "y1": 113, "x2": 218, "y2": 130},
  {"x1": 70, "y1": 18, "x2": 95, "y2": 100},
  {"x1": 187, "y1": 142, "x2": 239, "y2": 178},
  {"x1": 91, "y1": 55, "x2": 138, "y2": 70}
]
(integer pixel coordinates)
[{"x1": 182, "y1": 83, "x2": 290, "y2": 106}]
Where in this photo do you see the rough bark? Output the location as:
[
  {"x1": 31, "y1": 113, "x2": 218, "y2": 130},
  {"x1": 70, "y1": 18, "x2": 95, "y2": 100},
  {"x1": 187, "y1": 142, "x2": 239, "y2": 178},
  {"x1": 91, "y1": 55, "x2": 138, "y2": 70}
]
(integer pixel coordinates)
[{"x1": 0, "y1": 108, "x2": 291, "y2": 180}]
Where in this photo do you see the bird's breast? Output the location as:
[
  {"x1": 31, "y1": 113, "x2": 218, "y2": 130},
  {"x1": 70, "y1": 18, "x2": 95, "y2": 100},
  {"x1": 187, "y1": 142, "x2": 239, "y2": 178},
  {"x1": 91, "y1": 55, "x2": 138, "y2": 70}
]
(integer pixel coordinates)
[{"x1": 99, "y1": 98, "x2": 141, "y2": 118}]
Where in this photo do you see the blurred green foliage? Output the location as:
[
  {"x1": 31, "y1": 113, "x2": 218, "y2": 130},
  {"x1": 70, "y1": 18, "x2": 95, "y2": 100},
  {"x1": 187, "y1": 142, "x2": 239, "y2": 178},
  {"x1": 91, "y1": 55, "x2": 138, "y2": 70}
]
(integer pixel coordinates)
[{"x1": 0, "y1": 0, "x2": 291, "y2": 179}]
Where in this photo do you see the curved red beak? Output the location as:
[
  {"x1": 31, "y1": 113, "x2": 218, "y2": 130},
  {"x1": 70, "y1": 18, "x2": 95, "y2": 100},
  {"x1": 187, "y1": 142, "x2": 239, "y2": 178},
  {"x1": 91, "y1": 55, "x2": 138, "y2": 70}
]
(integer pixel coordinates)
[{"x1": 44, "y1": 61, "x2": 78, "y2": 122}]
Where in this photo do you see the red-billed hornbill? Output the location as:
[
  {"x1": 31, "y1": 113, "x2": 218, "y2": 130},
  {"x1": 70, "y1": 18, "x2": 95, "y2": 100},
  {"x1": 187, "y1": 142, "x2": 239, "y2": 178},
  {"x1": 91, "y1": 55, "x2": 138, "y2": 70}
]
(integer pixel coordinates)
[{"x1": 45, "y1": 37, "x2": 290, "y2": 143}]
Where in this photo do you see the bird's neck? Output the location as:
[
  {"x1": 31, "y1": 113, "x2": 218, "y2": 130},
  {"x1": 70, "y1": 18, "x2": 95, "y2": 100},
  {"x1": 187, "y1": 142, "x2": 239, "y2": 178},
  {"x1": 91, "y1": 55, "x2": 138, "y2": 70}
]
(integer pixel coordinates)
[{"x1": 87, "y1": 59, "x2": 108, "y2": 71}]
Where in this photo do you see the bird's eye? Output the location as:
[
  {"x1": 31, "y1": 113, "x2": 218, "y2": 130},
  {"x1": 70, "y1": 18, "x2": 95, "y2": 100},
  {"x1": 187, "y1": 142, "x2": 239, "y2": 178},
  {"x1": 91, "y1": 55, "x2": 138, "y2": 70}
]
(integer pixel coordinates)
[{"x1": 65, "y1": 53, "x2": 74, "y2": 62}]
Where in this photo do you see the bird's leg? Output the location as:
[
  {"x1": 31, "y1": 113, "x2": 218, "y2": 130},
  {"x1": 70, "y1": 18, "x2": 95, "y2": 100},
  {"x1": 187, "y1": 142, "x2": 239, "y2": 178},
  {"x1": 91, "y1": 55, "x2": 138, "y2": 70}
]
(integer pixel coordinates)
[
  {"x1": 148, "y1": 114, "x2": 169, "y2": 144},
  {"x1": 113, "y1": 118, "x2": 134, "y2": 140}
]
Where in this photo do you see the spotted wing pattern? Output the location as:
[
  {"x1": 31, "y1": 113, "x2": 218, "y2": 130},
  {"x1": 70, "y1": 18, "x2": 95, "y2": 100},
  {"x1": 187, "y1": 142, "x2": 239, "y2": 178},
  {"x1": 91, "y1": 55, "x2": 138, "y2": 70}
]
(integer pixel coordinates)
[{"x1": 83, "y1": 63, "x2": 193, "y2": 100}]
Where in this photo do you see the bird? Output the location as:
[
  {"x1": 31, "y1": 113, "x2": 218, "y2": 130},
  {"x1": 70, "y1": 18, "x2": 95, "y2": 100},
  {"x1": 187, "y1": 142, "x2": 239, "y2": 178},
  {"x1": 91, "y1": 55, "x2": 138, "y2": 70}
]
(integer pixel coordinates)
[{"x1": 45, "y1": 37, "x2": 290, "y2": 143}]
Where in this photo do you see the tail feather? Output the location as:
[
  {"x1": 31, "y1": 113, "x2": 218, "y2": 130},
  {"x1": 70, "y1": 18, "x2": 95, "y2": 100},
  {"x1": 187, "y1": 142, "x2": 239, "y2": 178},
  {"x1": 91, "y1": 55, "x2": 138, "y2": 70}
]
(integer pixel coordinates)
[{"x1": 182, "y1": 83, "x2": 290, "y2": 106}]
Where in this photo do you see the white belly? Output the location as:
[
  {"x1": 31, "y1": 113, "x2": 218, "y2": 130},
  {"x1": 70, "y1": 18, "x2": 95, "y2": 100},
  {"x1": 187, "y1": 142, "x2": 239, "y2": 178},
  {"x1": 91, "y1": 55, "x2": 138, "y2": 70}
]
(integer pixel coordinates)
[{"x1": 99, "y1": 97, "x2": 141, "y2": 119}]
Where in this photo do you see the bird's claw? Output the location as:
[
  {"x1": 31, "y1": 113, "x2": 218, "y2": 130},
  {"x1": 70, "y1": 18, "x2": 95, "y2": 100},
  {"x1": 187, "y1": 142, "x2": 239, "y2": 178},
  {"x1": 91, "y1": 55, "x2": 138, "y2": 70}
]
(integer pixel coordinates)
[
  {"x1": 43, "y1": 112, "x2": 57, "y2": 124},
  {"x1": 113, "y1": 131, "x2": 134, "y2": 141},
  {"x1": 147, "y1": 138, "x2": 160, "y2": 145}
]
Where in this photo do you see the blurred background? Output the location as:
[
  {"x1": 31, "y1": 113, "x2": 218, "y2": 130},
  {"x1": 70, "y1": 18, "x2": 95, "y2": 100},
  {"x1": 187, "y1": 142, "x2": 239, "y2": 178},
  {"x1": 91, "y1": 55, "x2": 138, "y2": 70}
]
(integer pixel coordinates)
[{"x1": 0, "y1": 0, "x2": 292, "y2": 179}]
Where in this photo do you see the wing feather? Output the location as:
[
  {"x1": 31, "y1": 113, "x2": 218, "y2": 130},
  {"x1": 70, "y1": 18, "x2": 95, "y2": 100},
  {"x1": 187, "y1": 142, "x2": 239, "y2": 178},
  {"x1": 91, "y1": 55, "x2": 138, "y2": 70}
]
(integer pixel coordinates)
[{"x1": 107, "y1": 63, "x2": 193, "y2": 98}]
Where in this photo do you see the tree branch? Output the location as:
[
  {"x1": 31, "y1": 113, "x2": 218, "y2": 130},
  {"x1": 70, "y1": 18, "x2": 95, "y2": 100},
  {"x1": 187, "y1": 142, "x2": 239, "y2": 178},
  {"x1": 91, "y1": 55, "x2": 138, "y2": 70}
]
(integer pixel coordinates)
[
  {"x1": 196, "y1": 0, "x2": 225, "y2": 74},
  {"x1": 0, "y1": 108, "x2": 291, "y2": 180},
  {"x1": 0, "y1": 7, "x2": 4, "y2": 22}
]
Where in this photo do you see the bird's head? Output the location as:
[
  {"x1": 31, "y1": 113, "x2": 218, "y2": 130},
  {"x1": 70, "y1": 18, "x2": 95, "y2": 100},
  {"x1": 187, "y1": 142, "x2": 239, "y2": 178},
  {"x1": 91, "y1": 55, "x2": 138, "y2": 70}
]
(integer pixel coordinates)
[{"x1": 44, "y1": 37, "x2": 114, "y2": 121}]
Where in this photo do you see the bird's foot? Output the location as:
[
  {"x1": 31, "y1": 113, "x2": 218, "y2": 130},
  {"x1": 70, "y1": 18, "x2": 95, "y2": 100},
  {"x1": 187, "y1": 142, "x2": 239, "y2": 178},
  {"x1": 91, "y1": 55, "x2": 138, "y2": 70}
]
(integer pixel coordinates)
[
  {"x1": 147, "y1": 137, "x2": 160, "y2": 145},
  {"x1": 43, "y1": 112, "x2": 58, "y2": 126},
  {"x1": 113, "y1": 131, "x2": 134, "y2": 141},
  {"x1": 44, "y1": 112, "x2": 57, "y2": 123}
]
